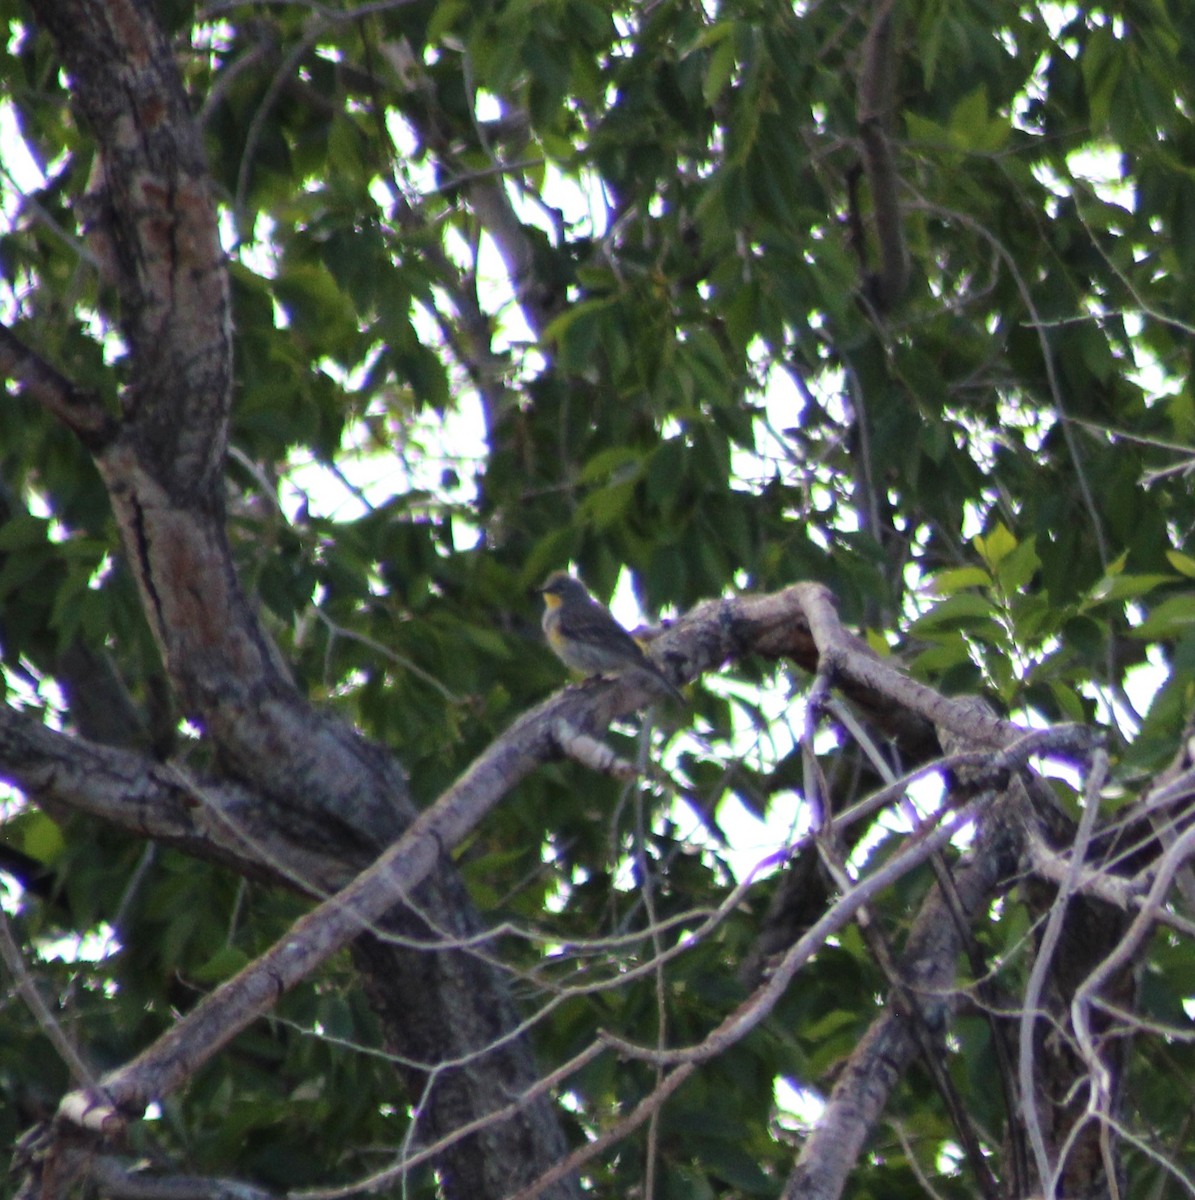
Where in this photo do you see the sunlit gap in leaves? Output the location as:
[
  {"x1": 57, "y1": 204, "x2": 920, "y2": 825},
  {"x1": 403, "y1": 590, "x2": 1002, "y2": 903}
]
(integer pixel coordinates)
[
  {"x1": 936, "y1": 1141, "x2": 966, "y2": 1177},
  {"x1": 899, "y1": 480, "x2": 1169, "y2": 745},
  {"x1": 541, "y1": 843, "x2": 584, "y2": 916},
  {"x1": 2, "y1": 654, "x2": 65, "y2": 729},
  {"x1": 385, "y1": 94, "x2": 841, "y2": 897},
  {"x1": 282, "y1": 389, "x2": 488, "y2": 544},
  {"x1": 221, "y1": 204, "x2": 481, "y2": 544},
  {"x1": 215, "y1": 111, "x2": 495, "y2": 542},
  {"x1": 593, "y1": 369, "x2": 863, "y2": 882},
  {"x1": 0, "y1": 772, "x2": 125, "y2": 967},
  {"x1": 1127, "y1": 309, "x2": 1187, "y2": 404},
  {"x1": 626, "y1": 563, "x2": 811, "y2": 881},
  {"x1": 726, "y1": 344, "x2": 854, "y2": 537},
  {"x1": 252, "y1": 268, "x2": 488, "y2": 545},
  {"x1": 0, "y1": 781, "x2": 32, "y2": 912},
  {"x1": 38, "y1": 922, "x2": 122, "y2": 971},
  {"x1": 1004, "y1": 5, "x2": 1084, "y2": 135},
  {"x1": 537, "y1": 566, "x2": 813, "y2": 898},
  {"x1": 675, "y1": 665, "x2": 814, "y2": 884},
  {"x1": 773, "y1": 1075, "x2": 826, "y2": 1138},
  {"x1": 844, "y1": 769, "x2": 960, "y2": 872},
  {"x1": 0, "y1": 648, "x2": 65, "y2": 910},
  {"x1": 1084, "y1": 599, "x2": 1168, "y2": 740},
  {"x1": 936, "y1": 398, "x2": 1054, "y2": 479},
  {"x1": 466, "y1": 86, "x2": 600, "y2": 288},
  {"x1": 0, "y1": 867, "x2": 21, "y2": 917},
  {"x1": 0, "y1": 100, "x2": 126, "y2": 361},
  {"x1": 188, "y1": 19, "x2": 233, "y2": 57},
  {"x1": 462, "y1": 158, "x2": 608, "y2": 329},
  {"x1": 262, "y1": 96, "x2": 602, "y2": 534},
  {"x1": 1009, "y1": 60, "x2": 1168, "y2": 468},
  {"x1": 1028, "y1": 145, "x2": 1166, "y2": 438},
  {"x1": 0, "y1": 97, "x2": 51, "y2": 221},
  {"x1": 221, "y1": 208, "x2": 278, "y2": 278},
  {"x1": 730, "y1": 340, "x2": 804, "y2": 494}
]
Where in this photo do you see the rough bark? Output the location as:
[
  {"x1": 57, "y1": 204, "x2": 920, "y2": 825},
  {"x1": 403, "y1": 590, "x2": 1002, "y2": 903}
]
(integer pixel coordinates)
[{"x1": 13, "y1": 3, "x2": 583, "y2": 1196}]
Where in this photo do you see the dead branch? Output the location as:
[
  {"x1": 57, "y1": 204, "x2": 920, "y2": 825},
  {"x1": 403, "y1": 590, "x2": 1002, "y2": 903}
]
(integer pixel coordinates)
[{"x1": 783, "y1": 775, "x2": 1029, "y2": 1200}]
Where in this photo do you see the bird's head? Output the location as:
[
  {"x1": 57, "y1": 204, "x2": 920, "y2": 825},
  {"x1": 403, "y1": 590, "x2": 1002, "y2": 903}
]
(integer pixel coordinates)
[{"x1": 538, "y1": 571, "x2": 590, "y2": 609}]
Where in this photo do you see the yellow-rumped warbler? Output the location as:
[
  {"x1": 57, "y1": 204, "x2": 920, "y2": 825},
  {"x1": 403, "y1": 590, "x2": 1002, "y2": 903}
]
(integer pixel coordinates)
[{"x1": 538, "y1": 571, "x2": 685, "y2": 704}]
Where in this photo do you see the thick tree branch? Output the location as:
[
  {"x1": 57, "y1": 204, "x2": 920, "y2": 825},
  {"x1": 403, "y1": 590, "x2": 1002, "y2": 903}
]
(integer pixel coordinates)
[
  {"x1": 790, "y1": 582, "x2": 1098, "y2": 759},
  {"x1": 46, "y1": 687, "x2": 577, "y2": 1135},
  {"x1": 0, "y1": 324, "x2": 116, "y2": 449},
  {"x1": 38, "y1": 582, "x2": 801, "y2": 1133},
  {"x1": 0, "y1": 705, "x2": 344, "y2": 889},
  {"x1": 18, "y1": 7, "x2": 581, "y2": 1197},
  {"x1": 30, "y1": 0, "x2": 231, "y2": 503}
]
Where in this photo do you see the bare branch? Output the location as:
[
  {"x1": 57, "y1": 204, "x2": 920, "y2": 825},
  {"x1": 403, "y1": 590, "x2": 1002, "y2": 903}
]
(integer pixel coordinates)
[
  {"x1": 84, "y1": 1156, "x2": 276, "y2": 1200},
  {"x1": 0, "y1": 323, "x2": 116, "y2": 449},
  {"x1": 793, "y1": 581, "x2": 1098, "y2": 758},
  {"x1": 783, "y1": 779, "x2": 1027, "y2": 1200},
  {"x1": 551, "y1": 718, "x2": 638, "y2": 778},
  {"x1": 47, "y1": 662, "x2": 700, "y2": 1137},
  {"x1": 1067, "y1": 817, "x2": 1195, "y2": 1196},
  {"x1": 40, "y1": 575, "x2": 1027, "y2": 1139},
  {"x1": 0, "y1": 705, "x2": 341, "y2": 889},
  {"x1": 1019, "y1": 751, "x2": 1108, "y2": 1188},
  {"x1": 0, "y1": 913, "x2": 96, "y2": 1088}
]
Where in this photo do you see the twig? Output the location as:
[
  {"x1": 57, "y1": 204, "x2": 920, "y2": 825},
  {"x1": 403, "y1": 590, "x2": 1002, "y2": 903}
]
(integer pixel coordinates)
[
  {"x1": 0, "y1": 913, "x2": 95, "y2": 1087},
  {"x1": 1018, "y1": 750, "x2": 1107, "y2": 1191}
]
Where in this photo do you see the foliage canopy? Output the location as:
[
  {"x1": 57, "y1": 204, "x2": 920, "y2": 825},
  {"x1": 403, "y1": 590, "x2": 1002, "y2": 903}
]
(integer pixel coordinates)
[{"x1": 3, "y1": 1, "x2": 1195, "y2": 1198}]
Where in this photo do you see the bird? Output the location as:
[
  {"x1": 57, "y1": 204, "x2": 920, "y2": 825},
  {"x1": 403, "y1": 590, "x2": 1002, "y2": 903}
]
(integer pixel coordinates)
[{"x1": 537, "y1": 571, "x2": 685, "y2": 704}]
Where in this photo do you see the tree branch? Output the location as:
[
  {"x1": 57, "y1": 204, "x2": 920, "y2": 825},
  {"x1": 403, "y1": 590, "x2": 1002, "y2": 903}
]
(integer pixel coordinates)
[
  {"x1": 782, "y1": 773, "x2": 1028, "y2": 1200},
  {"x1": 29, "y1": 0, "x2": 232, "y2": 502},
  {"x1": 33, "y1": 581, "x2": 972, "y2": 1144},
  {"x1": 855, "y1": 0, "x2": 909, "y2": 312},
  {"x1": 0, "y1": 323, "x2": 116, "y2": 449}
]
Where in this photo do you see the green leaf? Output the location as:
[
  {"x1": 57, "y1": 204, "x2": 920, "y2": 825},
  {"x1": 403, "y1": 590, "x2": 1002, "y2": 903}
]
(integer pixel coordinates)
[
  {"x1": 681, "y1": 19, "x2": 736, "y2": 55},
  {"x1": 579, "y1": 446, "x2": 644, "y2": 484},
  {"x1": 910, "y1": 636, "x2": 973, "y2": 674},
  {"x1": 1131, "y1": 594, "x2": 1195, "y2": 639},
  {"x1": 579, "y1": 480, "x2": 635, "y2": 530},
  {"x1": 1082, "y1": 572, "x2": 1174, "y2": 609},
  {"x1": 994, "y1": 535, "x2": 1039, "y2": 593},
  {"x1": 1166, "y1": 549, "x2": 1195, "y2": 578},
  {"x1": 19, "y1": 811, "x2": 64, "y2": 864},
  {"x1": 973, "y1": 523, "x2": 1018, "y2": 569},
  {"x1": 925, "y1": 566, "x2": 992, "y2": 595},
  {"x1": 703, "y1": 38, "x2": 737, "y2": 108},
  {"x1": 190, "y1": 945, "x2": 252, "y2": 984},
  {"x1": 0, "y1": 515, "x2": 49, "y2": 551},
  {"x1": 697, "y1": 1139, "x2": 774, "y2": 1194},
  {"x1": 909, "y1": 592, "x2": 997, "y2": 633},
  {"x1": 541, "y1": 296, "x2": 617, "y2": 346},
  {"x1": 948, "y1": 84, "x2": 989, "y2": 145},
  {"x1": 1047, "y1": 679, "x2": 1088, "y2": 723},
  {"x1": 273, "y1": 263, "x2": 356, "y2": 346}
]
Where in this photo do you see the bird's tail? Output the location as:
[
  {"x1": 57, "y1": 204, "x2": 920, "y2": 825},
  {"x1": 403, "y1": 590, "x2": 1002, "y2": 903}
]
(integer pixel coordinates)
[{"x1": 644, "y1": 662, "x2": 687, "y2": 706}]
